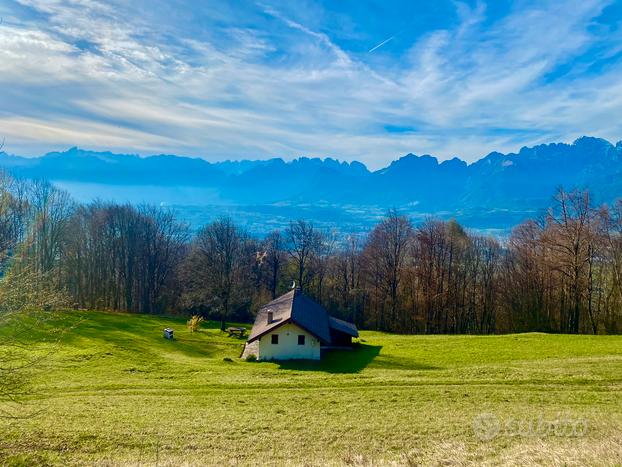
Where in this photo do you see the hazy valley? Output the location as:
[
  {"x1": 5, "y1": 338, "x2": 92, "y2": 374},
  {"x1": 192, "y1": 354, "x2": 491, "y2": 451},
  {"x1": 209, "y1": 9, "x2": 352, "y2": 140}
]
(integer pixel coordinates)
[{"x1": 2, "y1": 136, "x2": 621, "y2": 236}]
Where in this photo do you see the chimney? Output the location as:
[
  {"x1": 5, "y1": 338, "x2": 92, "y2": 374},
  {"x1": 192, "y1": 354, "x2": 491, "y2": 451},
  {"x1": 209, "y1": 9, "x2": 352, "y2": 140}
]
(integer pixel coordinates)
[{"x1": 267, "y1": 311, "x2": 273, "y2": 324}]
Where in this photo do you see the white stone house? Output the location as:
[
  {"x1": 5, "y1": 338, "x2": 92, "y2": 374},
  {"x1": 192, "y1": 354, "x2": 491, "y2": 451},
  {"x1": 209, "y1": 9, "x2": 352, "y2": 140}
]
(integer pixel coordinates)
[{"x1": 241, "y1": 288, "x2": 358, "y2": 361}]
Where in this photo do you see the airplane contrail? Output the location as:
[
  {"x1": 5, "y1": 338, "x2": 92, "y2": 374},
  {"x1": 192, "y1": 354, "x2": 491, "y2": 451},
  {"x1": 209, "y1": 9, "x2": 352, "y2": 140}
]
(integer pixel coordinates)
[{"x1": 368, "y1": 35, "x2": 395, "y2": 53}]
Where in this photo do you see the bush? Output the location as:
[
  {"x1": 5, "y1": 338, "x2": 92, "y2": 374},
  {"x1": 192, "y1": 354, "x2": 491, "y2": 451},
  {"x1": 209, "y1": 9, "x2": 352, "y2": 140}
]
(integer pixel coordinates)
[
  {"x1": 187, "y1": 315, "x2": 203, "y2": 333},
  {"x1": 223, "y1": 357, "x2": 233, "y2": 362},
  {"x1": 245, "y1": 354, "x2": 257, "y2": 362}
]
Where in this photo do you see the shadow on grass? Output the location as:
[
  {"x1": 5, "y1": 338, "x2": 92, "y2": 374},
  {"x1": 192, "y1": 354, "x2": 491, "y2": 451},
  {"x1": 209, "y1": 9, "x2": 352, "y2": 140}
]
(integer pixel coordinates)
[
  {"x1": 52, "y1": 311, "x2": 236, "y2": 360},
  {"x1": 371, "y1": 355, "x2": 441, "y2": 371},
  {"x1": 276, "y1": 343, "x2": 382, "y2": 373}
]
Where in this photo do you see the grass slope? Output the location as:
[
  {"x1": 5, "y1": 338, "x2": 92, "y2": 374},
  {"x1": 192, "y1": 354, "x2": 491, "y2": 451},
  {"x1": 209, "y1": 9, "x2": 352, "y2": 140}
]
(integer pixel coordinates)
[{"x1": 1, "y1": 311, "x2": 621, "y2": 466}]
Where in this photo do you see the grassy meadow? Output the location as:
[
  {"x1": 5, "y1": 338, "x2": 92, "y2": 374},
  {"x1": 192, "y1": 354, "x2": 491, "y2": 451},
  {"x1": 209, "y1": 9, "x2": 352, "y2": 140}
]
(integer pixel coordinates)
[{"x1": 1, "y1": 311, "x2": 621, "y2": 466}]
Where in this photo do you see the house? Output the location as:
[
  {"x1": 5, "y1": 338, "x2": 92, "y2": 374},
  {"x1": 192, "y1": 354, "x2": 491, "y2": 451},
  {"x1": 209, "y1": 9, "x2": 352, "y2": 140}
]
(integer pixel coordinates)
[{"x1": 241, "y1": 288, "x2": 358, "y2": 361}]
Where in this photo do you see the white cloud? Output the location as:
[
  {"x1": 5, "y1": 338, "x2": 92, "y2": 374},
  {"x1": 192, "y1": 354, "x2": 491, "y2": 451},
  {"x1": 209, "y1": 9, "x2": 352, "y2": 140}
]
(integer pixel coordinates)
[{"x1": 0, "y1": 0, "x2": 621, "y2": 168}]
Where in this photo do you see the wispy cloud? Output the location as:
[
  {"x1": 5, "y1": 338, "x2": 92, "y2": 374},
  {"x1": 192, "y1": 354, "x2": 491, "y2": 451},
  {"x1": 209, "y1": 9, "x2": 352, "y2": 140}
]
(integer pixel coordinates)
[{"x1": 0, "y1": 0, "x2": 621, "y2": 168}]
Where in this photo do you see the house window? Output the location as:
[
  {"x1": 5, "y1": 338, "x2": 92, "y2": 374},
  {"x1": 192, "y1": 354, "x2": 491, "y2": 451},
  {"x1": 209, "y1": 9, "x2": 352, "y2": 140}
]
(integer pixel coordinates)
[
  {"x1": 298, "y1": 335, "x2": 305, "y2": 345},
  {"x1": 271, "y1": 334, "x2": 279, "y2": 344}
]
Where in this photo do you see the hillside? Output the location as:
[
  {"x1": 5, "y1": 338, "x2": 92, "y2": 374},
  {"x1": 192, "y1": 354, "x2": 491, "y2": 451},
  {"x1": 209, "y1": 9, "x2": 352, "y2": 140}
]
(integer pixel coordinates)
[
  {"x1": 1, "y1": 137, "x2": 621, "y2": 233},
  {"x1": 1, "y1": 311, "x2": 621, "y2": 465}
]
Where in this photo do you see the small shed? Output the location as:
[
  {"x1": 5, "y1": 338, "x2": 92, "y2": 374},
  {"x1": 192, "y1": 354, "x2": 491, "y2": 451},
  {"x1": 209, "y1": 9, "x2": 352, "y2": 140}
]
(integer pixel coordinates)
[{"x1": 163, "y1": 328, "x2": 174, "y2": 339}]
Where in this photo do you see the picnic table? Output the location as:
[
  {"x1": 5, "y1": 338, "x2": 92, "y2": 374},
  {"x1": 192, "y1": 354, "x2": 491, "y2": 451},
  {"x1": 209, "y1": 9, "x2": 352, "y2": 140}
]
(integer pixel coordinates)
[{"x1": 226, "y1": 327, "x2": 246, "y2": 337}]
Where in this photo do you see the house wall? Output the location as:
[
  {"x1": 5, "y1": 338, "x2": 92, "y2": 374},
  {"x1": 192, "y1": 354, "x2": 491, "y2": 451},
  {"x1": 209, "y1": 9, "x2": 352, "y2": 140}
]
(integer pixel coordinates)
[
  {"x1": 258, "y1": 323, "x2": 321, "y2": 361},
  {"x1": 241, "y1": 340, "x2": 259, "y2": 360}
]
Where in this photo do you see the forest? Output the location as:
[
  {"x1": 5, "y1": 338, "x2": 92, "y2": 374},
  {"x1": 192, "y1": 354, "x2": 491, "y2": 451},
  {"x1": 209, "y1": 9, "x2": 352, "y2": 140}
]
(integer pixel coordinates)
[{"x1": 1, "y1": 170, "x2": 621, "y2": 335}]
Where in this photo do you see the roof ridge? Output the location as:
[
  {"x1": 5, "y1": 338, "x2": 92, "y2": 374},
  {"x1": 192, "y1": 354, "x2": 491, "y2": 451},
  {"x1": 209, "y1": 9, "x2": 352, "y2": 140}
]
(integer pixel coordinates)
[{"x1": 248, "y1": 288, "x2": 356, "y2": 345}]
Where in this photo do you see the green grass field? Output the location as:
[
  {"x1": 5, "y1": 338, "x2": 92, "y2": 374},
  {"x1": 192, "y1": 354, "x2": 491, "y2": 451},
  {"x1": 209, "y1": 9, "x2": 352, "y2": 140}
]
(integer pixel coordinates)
[{"x1": 1, "y1": 311, "x2": 621, "y2": 466}]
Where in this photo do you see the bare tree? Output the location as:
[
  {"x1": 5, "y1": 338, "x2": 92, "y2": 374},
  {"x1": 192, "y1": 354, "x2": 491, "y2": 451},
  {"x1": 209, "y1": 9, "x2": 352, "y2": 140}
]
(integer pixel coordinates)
[
  {"x1": 286, "y1": 220, "x2": 322, "y2": 292},
  {"x1": 332, "y1": 234, "x2": 364, "y2": 325},
  {"x1": 362, "y1": 210, "x2": 413, "y2": 331},
  {"x1": 313, "y1": 229, "x2": 335, "y2": 304},
  {"x1": 195, "y1": 217, "x2": 249, "y2": 331},
  {"x1": 542, "y1": 189, "x2": 599, "y2": 333},
  {"x1": 61, "y1": 202, "x2": 188, "y2": 313},
  {"x1": 263, "y1": 230, "x2": 284, "y2": 299},
  {"x1": 0, "y1": 172, "x2": 30, "y2": 273},
  {"x1": 27, "y1": 180, "x2": 74, "y2": 276}
]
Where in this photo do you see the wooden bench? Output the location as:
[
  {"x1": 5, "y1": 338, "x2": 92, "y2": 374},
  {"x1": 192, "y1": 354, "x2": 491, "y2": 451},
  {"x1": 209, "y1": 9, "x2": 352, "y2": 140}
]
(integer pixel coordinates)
[{"x1": 226, "y1": 327, "x2": 246, "y2": 337}]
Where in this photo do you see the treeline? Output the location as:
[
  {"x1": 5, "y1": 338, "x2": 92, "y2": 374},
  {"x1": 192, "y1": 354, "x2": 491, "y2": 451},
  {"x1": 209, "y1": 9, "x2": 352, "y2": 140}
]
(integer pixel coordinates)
[{"x1": 1, "y1": 171, "x2": 621, "y2": 334}]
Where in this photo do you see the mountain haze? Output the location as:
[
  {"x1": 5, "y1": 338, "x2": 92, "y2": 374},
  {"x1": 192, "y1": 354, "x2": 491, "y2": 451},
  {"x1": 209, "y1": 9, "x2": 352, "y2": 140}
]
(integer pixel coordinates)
[{"x1": 1, "y1": 137, "x2": 621, "y2": 234}]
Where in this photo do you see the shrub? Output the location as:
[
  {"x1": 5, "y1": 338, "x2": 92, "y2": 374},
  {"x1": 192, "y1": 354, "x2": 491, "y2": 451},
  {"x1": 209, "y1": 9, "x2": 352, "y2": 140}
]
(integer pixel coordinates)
[
  {"x1": 223, "y1": 357, "x2": 233, "y2": 362},
  {"x1": 187, "y1": 315, "x2": 203, "y2": 333},
  {"x1": 245, "y1": 354, "x2": 257, "y2": 362}
]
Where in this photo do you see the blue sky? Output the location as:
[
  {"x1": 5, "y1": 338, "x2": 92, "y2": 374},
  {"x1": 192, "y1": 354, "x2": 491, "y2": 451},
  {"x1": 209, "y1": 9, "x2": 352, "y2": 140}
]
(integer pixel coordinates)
[{"x1": 1, "y1": 0, "x2": 622, "y2": 168}]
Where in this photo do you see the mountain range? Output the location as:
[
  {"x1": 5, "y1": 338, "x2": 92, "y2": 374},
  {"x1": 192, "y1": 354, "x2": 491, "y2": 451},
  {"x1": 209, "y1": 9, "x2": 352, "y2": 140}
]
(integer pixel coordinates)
[{"x1": 1, "y1": 136, "x2": 621, "y2": 234}]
